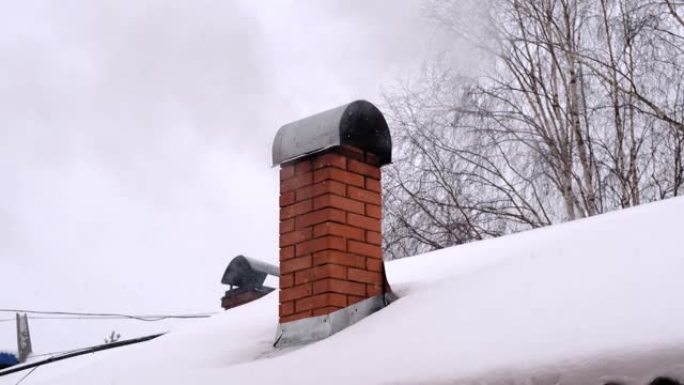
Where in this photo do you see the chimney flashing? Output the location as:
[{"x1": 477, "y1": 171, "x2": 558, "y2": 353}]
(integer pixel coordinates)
[
  {"x1": 272, "y1": 100, "x2": 392, "y2": 167},
  {"x1": 274, "y1": 294, "x2": 390, "y2": 348}
]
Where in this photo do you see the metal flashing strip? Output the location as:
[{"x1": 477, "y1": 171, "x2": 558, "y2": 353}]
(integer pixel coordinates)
[{"x1": 274, "y1": 294, "x2": 389, "y2": 348}]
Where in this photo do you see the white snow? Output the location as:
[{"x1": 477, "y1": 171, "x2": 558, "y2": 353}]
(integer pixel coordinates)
[{"x1": 2, "y1": 196, "x2": 684, "y2": 385}]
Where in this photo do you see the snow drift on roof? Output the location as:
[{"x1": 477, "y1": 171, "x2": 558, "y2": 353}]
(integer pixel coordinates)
[{"x1": 3, "y1": 196, "x2": 684, "y2": 385}]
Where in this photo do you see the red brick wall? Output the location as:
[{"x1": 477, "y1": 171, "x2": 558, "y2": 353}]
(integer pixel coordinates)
[
  {"x1": 278, "y1": 146, "x2": 384, "y2": 323},
  {"x1": 221, "y1": 290, "x2": 269, "y2": 310}
]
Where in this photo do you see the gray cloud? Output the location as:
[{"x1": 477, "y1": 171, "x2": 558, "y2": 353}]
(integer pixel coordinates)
[{"x1": 0, "y1": 0, "x2": 448, "y2": 351}]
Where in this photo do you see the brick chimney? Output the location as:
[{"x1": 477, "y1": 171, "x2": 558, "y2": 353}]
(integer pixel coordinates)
[{"x1": 272, "y1": 100, "x2": 391, "y2": 344}]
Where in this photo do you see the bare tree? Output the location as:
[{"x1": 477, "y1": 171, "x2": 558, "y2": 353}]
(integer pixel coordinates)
[{"x1": 383, "y1": 0, "x2": 684, "y2": 259}]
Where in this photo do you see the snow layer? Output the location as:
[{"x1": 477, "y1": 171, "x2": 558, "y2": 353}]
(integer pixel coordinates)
[{"x1": 3, "y1": 196, "x2": 684, "y2": 385}]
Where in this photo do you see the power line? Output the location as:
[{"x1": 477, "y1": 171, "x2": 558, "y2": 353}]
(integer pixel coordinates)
[
  {"x1": 0, "y1": 333, "x2": 164, "y2": 377},
  {"x1": 0, "y1": 315, "x2": 209, "y2": 323},
  {"x1": 13, "y1": 366, "x2": 38, "y2": 385},
  {"x1": 0, "y1": 308, "x2": 214, "y2": 322},
  {"x1": 29, "y1": 349, "x2": 78, "y2": 359}
]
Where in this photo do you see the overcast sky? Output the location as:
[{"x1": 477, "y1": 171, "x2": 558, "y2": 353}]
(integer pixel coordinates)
[{"x1": 0, "y1": 0, "x2": 457, "y2": 352}]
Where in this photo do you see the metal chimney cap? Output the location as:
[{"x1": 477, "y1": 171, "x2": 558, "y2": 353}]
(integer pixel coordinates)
[
  {"x1": 272, "y1": 100, "x2": 392, "y2": 167},
  {"x1": 221, "y1": 255, "x2": 279, "y2": 289}
]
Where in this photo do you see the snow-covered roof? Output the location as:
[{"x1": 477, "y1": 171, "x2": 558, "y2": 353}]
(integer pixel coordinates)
[{"x1": 2, "y1": 196, "x2": 683, "y2": 385}]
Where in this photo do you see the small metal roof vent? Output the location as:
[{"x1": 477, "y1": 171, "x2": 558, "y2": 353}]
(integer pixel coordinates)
[
  {"x1": 272, "y1": 100, "x2": 392, "y2": 166},
  {"x1": 220, "y1": 255, "x2": 279, "y2": 310},
  {"x1": 221, "y1": 255, "x2": 279, "y2": 289}
]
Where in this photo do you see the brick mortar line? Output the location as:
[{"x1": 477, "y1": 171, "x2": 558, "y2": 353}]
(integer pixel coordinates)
[{"x1": 280, "y1": 165, "x2": 379, "y2": 181}]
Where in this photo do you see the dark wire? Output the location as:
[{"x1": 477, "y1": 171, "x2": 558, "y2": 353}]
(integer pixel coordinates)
[
  {"x1": 0, "y1": 333, "x2": 164, "y2": 377},
  {"x1": 29, "y1": 349, "x2": 76, "y2": 358},
  {"x1": 0, "y1": 315, "x2": 208, "y2": 323}
]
